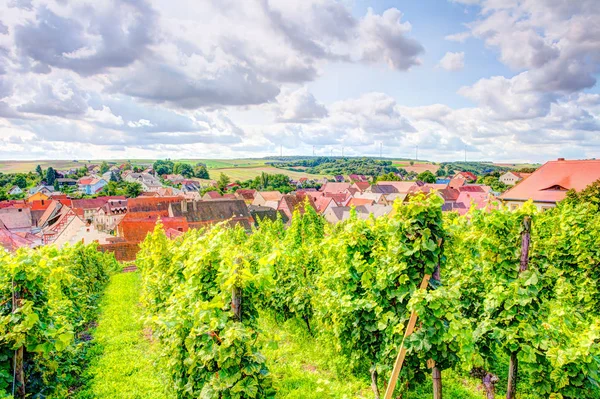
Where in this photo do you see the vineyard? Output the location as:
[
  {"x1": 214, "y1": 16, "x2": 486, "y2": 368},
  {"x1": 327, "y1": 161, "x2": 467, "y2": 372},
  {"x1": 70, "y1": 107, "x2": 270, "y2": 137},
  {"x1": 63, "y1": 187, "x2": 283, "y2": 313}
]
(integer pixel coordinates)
[{"x1": 0, "y1": 194, "x2": 599, "y2": 398}]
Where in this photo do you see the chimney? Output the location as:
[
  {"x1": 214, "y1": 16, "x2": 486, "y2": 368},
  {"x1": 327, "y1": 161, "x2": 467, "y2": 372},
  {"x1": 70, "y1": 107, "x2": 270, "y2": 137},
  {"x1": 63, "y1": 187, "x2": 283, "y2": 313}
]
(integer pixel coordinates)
[
  {"x1": 181, "y1": 200, "x2": 187, "y2": 213},
  {"x1": 192, "y1": 200, "x2": 197, "y2": 211},
  {"x1": 557, "y1": 158, "x2": 565, "y2": 161}
]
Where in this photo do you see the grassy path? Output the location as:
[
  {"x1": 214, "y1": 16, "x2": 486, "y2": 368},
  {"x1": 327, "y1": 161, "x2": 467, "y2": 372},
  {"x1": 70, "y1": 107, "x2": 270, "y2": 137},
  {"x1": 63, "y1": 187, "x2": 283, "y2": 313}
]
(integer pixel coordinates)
[{"x1": 76, "y1": 272, "x2": 173, "y2": 399}]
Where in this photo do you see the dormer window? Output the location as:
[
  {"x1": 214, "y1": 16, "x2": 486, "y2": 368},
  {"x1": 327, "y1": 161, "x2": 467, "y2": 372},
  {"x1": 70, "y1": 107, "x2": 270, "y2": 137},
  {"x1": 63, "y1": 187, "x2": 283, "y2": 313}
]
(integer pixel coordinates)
[{"x1": 541, "y1": 185, "x2": 568, "y2": 191}]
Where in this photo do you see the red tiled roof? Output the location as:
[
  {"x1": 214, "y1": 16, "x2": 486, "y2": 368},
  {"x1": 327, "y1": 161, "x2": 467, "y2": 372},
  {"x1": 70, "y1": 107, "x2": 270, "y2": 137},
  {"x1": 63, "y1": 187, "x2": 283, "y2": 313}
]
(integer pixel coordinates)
[
  {"x1": 500, "y1": 159, "x2": 600, "y2": 203},
  {"x1": 127, "y1": 196, "x2": 180, "y2": 213},
  {"x1": 347, "y1": 198, "x2": 374, "y2": 207},
  {"x1": 455, "y1": 171, "x2": 477, "y2": 181},
  {"x1": 313, "y1": 196, "x2": 334, "y2": 213},
  {"x1": 458, "y1": 185, "x2": 485, "y2": 193},
  {"x1": 118, "y1": 217, "x2": 188, "y2": 243},
  {"x1": 374, "y1": 181, "x2": 417, "y2": 193},
  {"x1": 72, "y1": 196, "x2": 126, "y2": 211},
  {"x1": 257, "y1": 191, "x2": 283, "y2": 201},
  {"x1": 235, "y1": 189, "x2": 257, "y2": 200},
  {"x1": 320, "y1": 182, "x2": 351, "y2": 193},
  {"x1": 204, "y1": 191, "x2": 222, "y2": 199}
]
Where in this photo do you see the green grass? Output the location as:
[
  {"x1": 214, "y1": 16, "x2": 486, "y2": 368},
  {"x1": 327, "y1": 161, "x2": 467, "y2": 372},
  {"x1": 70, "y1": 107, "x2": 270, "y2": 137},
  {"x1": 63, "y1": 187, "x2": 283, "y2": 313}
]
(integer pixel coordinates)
[
  {"x1": 75, "y1": 272, "x2": 173, "y2": 399},
  {"x1": 258, "y1": 314, "x2": 485, "y2": 399}
]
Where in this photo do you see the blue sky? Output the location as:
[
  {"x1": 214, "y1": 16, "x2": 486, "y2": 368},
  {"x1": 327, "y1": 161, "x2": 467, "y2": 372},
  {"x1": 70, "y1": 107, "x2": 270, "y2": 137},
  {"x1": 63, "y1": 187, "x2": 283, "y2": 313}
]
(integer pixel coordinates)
[{"x1": 0, "y1": 0, "x2": 598, "y2": 162}]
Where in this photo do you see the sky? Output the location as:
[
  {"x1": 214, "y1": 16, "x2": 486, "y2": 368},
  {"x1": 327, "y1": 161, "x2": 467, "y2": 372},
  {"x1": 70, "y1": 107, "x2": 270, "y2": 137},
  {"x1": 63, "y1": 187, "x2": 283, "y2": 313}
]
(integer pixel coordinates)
[{"x1": 0, "y1": 0, "x2": 599, "y2": 163}]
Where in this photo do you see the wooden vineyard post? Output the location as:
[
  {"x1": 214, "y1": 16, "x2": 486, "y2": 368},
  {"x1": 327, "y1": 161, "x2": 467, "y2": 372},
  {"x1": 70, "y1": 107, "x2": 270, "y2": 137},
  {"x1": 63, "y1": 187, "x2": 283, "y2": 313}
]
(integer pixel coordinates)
[
  {"x1": 12, "y1": 281, "x2": 25, "y2": 398},
  {"x1": 506, "y1": 216, "x2": 531, "y2": 399},
  {"x1": 231, "y1": 259, "x2": 242, "y2": 322},
  {"x1": 432, "y1": 364, "x2": 442, "y2": 399},
  {"x1": 383, "y1": 274, "x2": 431, "y2": 399}
]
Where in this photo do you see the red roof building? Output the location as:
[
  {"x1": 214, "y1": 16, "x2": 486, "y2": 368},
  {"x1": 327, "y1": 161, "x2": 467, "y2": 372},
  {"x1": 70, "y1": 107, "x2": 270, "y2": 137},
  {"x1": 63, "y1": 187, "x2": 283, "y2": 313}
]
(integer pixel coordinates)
[{"x1": 500, "y1": 158, "x2": 600, "y2": 210}]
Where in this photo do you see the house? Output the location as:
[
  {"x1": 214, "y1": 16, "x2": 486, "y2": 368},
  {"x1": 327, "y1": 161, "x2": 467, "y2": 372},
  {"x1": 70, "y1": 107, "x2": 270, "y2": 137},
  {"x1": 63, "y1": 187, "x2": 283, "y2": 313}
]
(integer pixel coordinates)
[
  {"x1": 180, "y1": 180, "x2": 201, "y2": 193},
  {"x1": 124, "y1": 172, "x2": 163, "y2": 192},
  {"x1": 72, "y1": 197, "x2": 126, "y2": 223},
  {"x1": 168, "y1": 199, "x2": 255, "y2": 230},
  {"x1": 41, "y1": 206, "x2": 112, "y2": 247},
  {"x1": 95, "y1": 199, "x2": 128, "y2": 232},
  {"x1": 368, "y1": 181, "x2": 417, "y2": 195},
  {"x1": 499, "y1": 171, "x2": 532, "y2": 186},
  {"x1": 350, "y1": 181, "x2": 371, "y2": 193},
  {"x1": 313, "y1": 196, "x2": 338, "y2": 214},
  {"x1": 117, "y1": 217, "x2": 189, "y2": 243},
  {"x1": 0, "y1": 207, "x2": 33, "y2": 233},
  {"x1": 334, "y1": 175, "x2": 345, "y2": 182},
  {"x1": 454, "y1": 191, "x2": 494, "y2": 215},
  {"x1": 164, "y1": 174, "x2": 184, "y2": 183},
  {"x1": 499, "y1": 158, "x2": 600, "y2": 210},
  {"x1": 27, "y1": 190, "x2": 51, "y2": 203},
  {"x1": 56, "y1": 178, "x2": 78, "y2": 188},
  {"x1": 348, "y1": 174, "x2": 368, "y2": 182},
  {"x1": 248, "y1": 205, "x2": 289, "y2": 225},
  {"x1": 320, "y1": 182, "x2": 351, "y2": 194},
  {"x1": 29, "y1": 185, "x2": 54, "y2": 196},
  {"x1": 126, "y1": 196, "x2": 181, "y2": 218},
  {"x1": 347, "y1": 197, "x2": 375, "y2": 207},
  {"x1": 78, "y1": 177, "x2": 108, "y2": 195},
  {"x1": 353, "y1": 192, "x2": 388, "y2": 205},
  {"x1": 278, "y1": 195, "x2": 316, "y2": 220},
  {"x1": 453, "y1": 171, "x2": 477, "y2": 182},
  {"x1": 252, "y1": 191, "x2": 284, "y2": 207},
  {"x1": 202, "y1": 191, "x2": 223, "y2": 200},
  {"x1": 8, "y1": 186, "x2": 23, "y2": 196},
  {"x1": 0, "y1": 220, "x2": 38, "y2": 251},
  {"x1": 235, "y1": 189, "x2": 257, "y2": 203},
  {"x1": 323, "y1": 204, "x2": 392, "y2": 224}
]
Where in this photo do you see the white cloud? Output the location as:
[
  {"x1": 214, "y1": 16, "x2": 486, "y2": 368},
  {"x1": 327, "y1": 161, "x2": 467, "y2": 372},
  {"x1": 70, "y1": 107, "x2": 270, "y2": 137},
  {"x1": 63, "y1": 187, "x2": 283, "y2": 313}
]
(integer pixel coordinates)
[
  {"x1": 444, "y1": 31, "x2": 470, "y2": 42},
  {"x1": 438, "y1": 51, "x2": 465, "y2": 71},
  {"x1": 274, "y1": 87, "x2": 328, "y2": 123}
]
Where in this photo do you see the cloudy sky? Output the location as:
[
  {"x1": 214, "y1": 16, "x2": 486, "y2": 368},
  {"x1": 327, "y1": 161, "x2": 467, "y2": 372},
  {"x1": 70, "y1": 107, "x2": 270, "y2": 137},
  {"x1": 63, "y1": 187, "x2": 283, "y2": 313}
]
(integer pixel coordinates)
[{"x1": 0, "y1": 0, "x2": 599, "y2": 162}]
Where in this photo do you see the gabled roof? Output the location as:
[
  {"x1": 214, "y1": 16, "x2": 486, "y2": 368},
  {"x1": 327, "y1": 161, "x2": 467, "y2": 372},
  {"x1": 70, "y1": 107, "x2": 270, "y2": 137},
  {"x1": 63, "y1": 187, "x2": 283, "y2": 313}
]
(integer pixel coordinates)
[
  {"x1": 169, "y1": 199, "x2": 253, "y2": 230},
  {"x1": 279, "y1": 194, "x2": 316, "y2": 215},
  {"x1": 0, "y1": 224, "x2": 34, "y2": 251},
  {"x1": 372, "y1": 181, "x2": 417, "y2": 194},
  {"x1": 0, "y1": 207, "x2": 32, "y2": 230},
  {"x1": 455, "y1": 171, "x2": 477, "y2": 181},
  {"x1": 347, "y1": 198, "x2": 375, "y2": 207},
  {"x1": 248, "y1": 205, "x2": 289, "y2": 224},
  {"x1": 257, "y1": 191, "x2": 283, "y2": 201},
  {"x1": 320, "y1": 182, "x2": 351, "y2": 193},
  {"x1": 235, "y1": 189, "x2": 257, "y2": 200},
  {"x1": 118, "y1": 217, "x2": 188, "y2": 242},
  {"x1": 313, "y1": 196, "x2": 335, "y2": 213},
  {"x1": 500, "y1": 159, "x2": 600, "y2": 203},
  {"x1": 352, "y1": 181, "x2": 371, "y2": 192},
  {"x1": 72, "y1": 197, "x2": 126, "y2": 211},
  {"x1": 127, "y1": 196, "x2": 180, "y2": 213},
  {"x1": 204, "y1": 191, "x2": 222, "y2": 199}
]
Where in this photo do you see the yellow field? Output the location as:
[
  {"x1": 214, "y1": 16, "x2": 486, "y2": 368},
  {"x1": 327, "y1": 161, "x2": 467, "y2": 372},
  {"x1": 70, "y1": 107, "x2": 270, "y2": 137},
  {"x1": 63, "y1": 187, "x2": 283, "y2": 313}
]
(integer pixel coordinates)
[{"x1": 210, "y1": 166, "x2": 328, "y2": 181}]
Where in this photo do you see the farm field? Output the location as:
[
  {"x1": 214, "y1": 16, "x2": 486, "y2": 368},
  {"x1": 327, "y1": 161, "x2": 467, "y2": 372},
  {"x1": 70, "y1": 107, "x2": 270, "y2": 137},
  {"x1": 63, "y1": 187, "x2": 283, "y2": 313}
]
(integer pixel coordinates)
[{"x1": 392, "y1": 160, "x2": 440, "y2": 174}]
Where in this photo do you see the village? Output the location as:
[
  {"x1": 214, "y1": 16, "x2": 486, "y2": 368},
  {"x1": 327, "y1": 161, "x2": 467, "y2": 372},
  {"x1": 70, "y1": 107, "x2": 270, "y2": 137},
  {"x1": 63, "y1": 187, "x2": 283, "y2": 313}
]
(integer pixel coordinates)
[{"x1": 1, "y1": 157, "x2": 598, "y2": 261}]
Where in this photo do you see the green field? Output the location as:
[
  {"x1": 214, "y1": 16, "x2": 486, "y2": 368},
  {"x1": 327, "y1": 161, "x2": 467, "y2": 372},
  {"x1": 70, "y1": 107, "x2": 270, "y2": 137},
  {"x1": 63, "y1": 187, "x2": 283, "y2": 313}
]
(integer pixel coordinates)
[{"x1": 0, "y1": 158, "x2": 536, "y2": 181}]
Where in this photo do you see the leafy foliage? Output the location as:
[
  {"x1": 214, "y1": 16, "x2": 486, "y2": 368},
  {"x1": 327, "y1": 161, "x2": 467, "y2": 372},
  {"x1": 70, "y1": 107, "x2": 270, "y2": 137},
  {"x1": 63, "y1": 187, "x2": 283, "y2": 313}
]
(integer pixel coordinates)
[
  {"x1": 0, "y1": 244, "x2": 118, "y2": 397},
  {"x1": 137, "y1": 223, "x2": 275, "y2": 399}
]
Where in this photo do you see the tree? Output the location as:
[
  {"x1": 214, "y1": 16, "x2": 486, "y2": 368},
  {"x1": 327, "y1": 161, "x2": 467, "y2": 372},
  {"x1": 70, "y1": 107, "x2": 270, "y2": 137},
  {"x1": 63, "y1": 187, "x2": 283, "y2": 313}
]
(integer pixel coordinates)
[
  {"x1": 12, "y1": 174, "x2": 27, "y2": 189},
  {"x1": 0, "y1": 187, "x2": 7, "y2": 201},
  {"x1": 194, "y1": 164, "x2": 209, "y2": 179},
  {"x1": 417, "y1": 170, "x2": 436, "y2": 183},
  {"x1": 153, "y1": 160, "x2": 174, "y2": 176},
  {"x1": 100, "y1": 161, "x2": 110, "y2": 174},
  {"x1": 410, "y1": 160, "x2": 415, "y2": 166},
  {"x1": 35, "y1": 165, "x2": 43, "y2": 178},
  {"x1": 217, "y1": 173, "x2": 231, "y2": 193},
  {"x1": 124, "y1": 181, "x2": 143, "y2": 198},
  {"x1": 46, "y1": 167, "x2": 57, "y2": 186},
  {"x1": 173, "y1": 162, "x2": 194, "y2": 178},
  {"x1": 110, "y1": 171, "x2": 119, "y2": 182},
  {"x1": 481, "y1": 175, "x2": 507, "y2": 192},
  {"x1": 53, "y1": 180, "x2": 59, "y2": 191},
  {"x1": 376, "y1": 172, "x2": 401, "y2": 182},
  {"x1": 436, "y1": 168, "x2": 447, "y2": 177},
  {"x1": 102, "y1": 181, "x2": 119, "y2": 196}
]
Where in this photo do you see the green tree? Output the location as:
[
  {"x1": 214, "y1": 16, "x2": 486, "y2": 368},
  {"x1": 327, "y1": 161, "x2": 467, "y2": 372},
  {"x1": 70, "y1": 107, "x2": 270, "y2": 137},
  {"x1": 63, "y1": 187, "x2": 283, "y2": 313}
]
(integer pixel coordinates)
[
  {"x1": 35, "y1": 165, "x2": 43, "y2": 178},
  {"x1": 417, "y1": 170, "x2": 436, "y2": 183},
  {"x1": 376, "y1": 172, "x2": 401, "y2": 182},
  {"x1": 100, "y1": 161, "x2": 110, "y2": 174},
  {"x1": 0, "y1": 187, "x2": 7, "y2": 201},
  {"x1": 217, "y1": 173, "x2": 231, "y2": 193},
  {"x1": 110, "y1": 171, "x2": 119, "y2": 182},
  {"x1": 153, "y1": 160, "x2": 174, "y2": 176},
  {"x1": 12, "y1": 174, "x2": 27, "y2": 189},
  {"x1": 173, "y1": 162, "x2": 194, "y2": 178},
  {"x1": 46, "y1": 167, "x2": 57, "y2": 185},
  {"x1": 102, "y1": 181, "x2": 119, "y2": 196},
  {"x1": 125, "y1": 181, "x2": 143, "y2": 198},
  {"x1": 193, "y1": 164, "x2": 209, "y2": 179}
]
